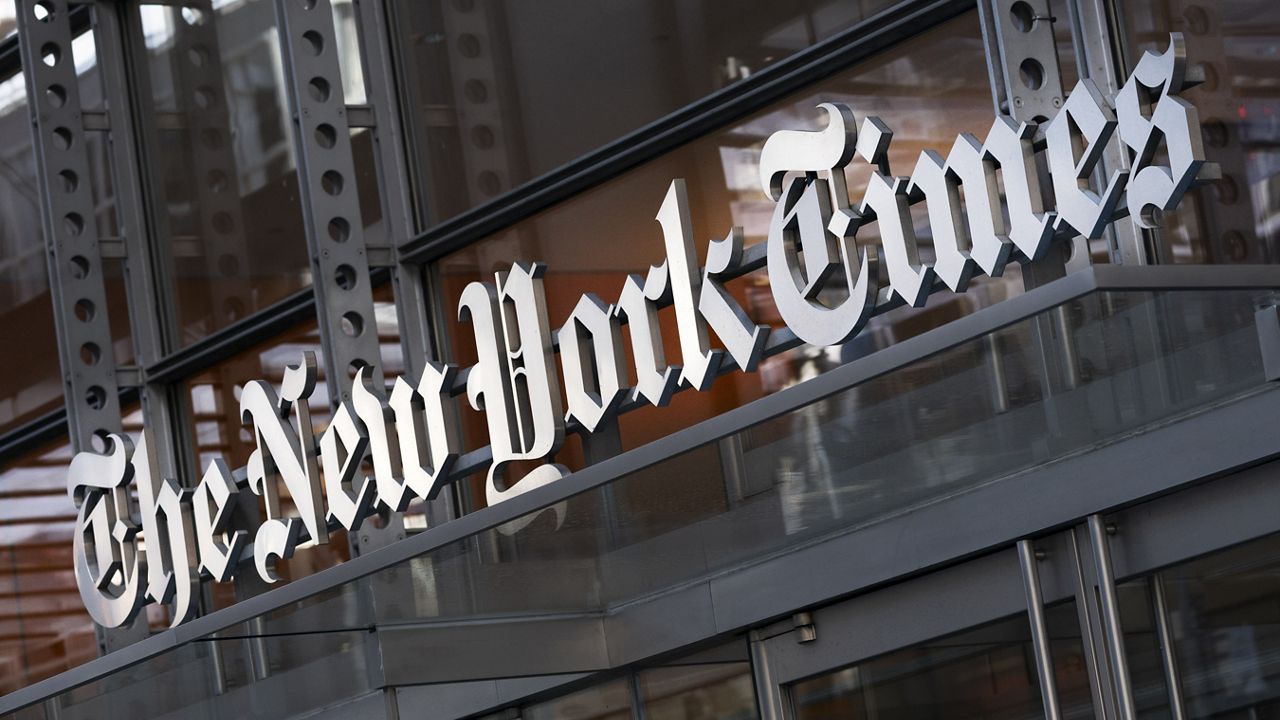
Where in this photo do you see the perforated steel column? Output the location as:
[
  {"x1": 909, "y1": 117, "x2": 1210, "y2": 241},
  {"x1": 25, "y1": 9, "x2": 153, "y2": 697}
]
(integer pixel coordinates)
[
  {"x1": 274, "y1": 0, "x2": 383, "y2": 403},
  {"x1": 273, "y1": 0, "x2": 394, "y2": 549},
  {"x1": 17, "y1": 0, "x2": 124, "y2": 454}
]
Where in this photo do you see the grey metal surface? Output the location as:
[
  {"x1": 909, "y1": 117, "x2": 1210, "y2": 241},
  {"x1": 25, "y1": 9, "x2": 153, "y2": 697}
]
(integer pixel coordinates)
[
  {"x1": 1018, "y1": 539, "x2": 1062, "y2": 720},
  {"x1": 271, "y1": 0, "x2": 404, "y2": 553},
  {"x1": 1088, "y1": 514, "x2": 1138, "y2": 720}
]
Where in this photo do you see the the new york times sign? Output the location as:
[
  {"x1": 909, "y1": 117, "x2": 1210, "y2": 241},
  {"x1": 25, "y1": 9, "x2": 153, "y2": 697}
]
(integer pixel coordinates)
[{"x1": 66, "y1": 36, "x2": 1210, "y2": 627}]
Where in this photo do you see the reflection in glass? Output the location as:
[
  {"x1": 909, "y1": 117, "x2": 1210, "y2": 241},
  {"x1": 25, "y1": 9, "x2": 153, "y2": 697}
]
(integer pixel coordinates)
[
  {"x1": 1121, "y1": 0, "x2": 1280, "y2": 264},
  {"x1": 0, "y1": 404, "x2": 149, "y2": 696},
  {"x1": 639, "y1": 662, "x2": 758, "y2": 720},
  {"x1": 1122, "y1": 533, "x2": 1280, "y2": 718},
  {"x1": 791, "y1": 604, "x2": 1092, "y2": 719},
  {"x1": 0, "y1": 22, "x2": 130, "y2": 434},
  {"x1": 135, "y1": 0, "x2": 303, "y2": 347},
  {"x1": 396, "y1": 0, "x2": 904, "y2": 226},
  {"x1": 522, "y1": 677, "x2": 633, "y2": 720}
]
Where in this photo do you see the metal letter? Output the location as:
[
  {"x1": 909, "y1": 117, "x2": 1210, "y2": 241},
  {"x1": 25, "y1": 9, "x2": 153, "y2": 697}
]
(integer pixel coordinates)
[
  {"x1": 699, "y1": 227, "x2": 770, "y2": 371},
  {"x1": 907, "y1": 149, "x2": 977, "y2": 292},
  {"x1": 388, "y1": 363, "x2": 462, "y2": 507},
  {"x1": 762, "y1": 104, "x2": 878, "y2": 348},
  {"x1": 67, "y1": 436, "x2": 145, "y2": 628},
  {"x1": 981, "y1": 116, "x2": 1057, "y2": 262},
  {"x1": 560, "y1": 294, "x2": 628, "y2": 433},
  {"x1": 615, "y1": 263, "x2": 679, "y2": 407},
  {"x1": 320, "y1": 400, "x2": 376, "y2": 532},
  {"x1": 1116, "y1": 33, "x2": 1206, "y2": 229},
  {"x1": 193, "y1": 458, "x2": 247, "y2": 583},
  {"x1": 241, "y1": 353, "x2": 328, "y2": 582},
  {"x1": 134, "y1": 431, "x2": 200, "y2": 627},
  {"x1": 858, "y1": 117, "x2": 936, "y2": 307},
  {"x1": 459, "y1": 263, "x2": 568, "y2": 529},
  {"x1": 1047, "y1": 80, "x2": 1129, "y2": 239},
  {"x1": 657, "y1": 180, "x2": 722, "y2": 390}
]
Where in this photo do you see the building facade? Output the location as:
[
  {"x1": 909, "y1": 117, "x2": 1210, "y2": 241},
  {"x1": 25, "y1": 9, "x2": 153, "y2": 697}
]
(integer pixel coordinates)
[{"x1": 0, "y1": 0, "x2": 1278, "y2": 718}]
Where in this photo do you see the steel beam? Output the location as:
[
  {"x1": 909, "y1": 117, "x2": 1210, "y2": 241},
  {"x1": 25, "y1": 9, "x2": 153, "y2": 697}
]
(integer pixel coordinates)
[{"x1": 272, "y1": 0, "x2": 403, "y2": 553}]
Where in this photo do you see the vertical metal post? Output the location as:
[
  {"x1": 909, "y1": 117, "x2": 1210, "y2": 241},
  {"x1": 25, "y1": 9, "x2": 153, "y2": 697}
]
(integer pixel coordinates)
[
  {"x1": 1150, "y1": 572, "x2": 1188, "y2": 720},
  {"x1": 351, "y1": 0, "x2": 459, "y2": 531},
  {"x1": 749, "y1": 630, "x2": 793, "y2": 720},
  {"x1": 15, "y1": 0, "x2": 149, "y2": 650},
  {"x1": 1087, "y1": 514, "x2": 1138, "y2": 720},
  {"x1": 1018, "y1": 539, "x2": 1063, "y2": 720},
  {"x1": 1068, "y1": 527, "x2": 1113, "y2": 720},
  {"x1": 273, "y1": 0, "x2": 397, "y2": 548}
]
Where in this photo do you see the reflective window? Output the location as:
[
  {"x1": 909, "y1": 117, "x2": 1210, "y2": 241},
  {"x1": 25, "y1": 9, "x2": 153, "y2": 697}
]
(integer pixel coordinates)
[
  {"x1": 0, "y1": 20, "x2": 130, "y2": 436},
  {"x1": 1120, "y1": 532, "x2": 1280, "y2": 718},
  {"x1": 790, "y1": 604, "x2": 1093, "y2": 719},
  {"x1": 522, "y1": 678, "x2": 633, "y2": 720},
  {"x1": 639, "y1": 662, "x2": 758, "y2": 720},
  {"x1": 396, "y1": 0, "x2": 907, "y2": 227},
  {"x1": 432, "y1": 11, "x2": 1013, "y2": 510},
  {"x1": 0, "y1": 405, "x2": 150, "y2": 695},
  {"x1": 133, "y1": 0, "x2": 369, "y2": 349},
  {"x1": 1121, "y1": 0, "x2": 1280, "y2": 263}
]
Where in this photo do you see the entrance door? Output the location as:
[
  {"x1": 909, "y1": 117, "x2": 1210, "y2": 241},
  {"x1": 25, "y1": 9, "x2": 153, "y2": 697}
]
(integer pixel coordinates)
[{"x1": 750, "y1": 460, "x2": 1280, "y2": 720}]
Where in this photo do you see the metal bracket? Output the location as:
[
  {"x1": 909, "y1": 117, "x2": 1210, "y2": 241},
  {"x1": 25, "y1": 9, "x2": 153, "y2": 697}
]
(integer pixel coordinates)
[{"x1": 1256, "y1": 303, "x2": 1280, "y2": 382}]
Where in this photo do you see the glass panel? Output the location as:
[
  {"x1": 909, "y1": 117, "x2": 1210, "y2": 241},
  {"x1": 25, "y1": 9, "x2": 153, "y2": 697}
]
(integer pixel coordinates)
[
  {"x1": 523, "y1": 677, "x2": 633, "y2": 720},
  {"x1": 0, "y1": 21, "x2": 130, "y2": 435},
  {"x1": 135, "y1": 0, "x2": 311, "y2": 347},
  {"x1": 1120, "y1": 532, "x2": 1280, "y2": 718},
  {"x1": 790, "y1": 604, "x2": 1092, "y2": 719},
  {"x1": 0, "y1": 405, "x2": 146, "y2": 696},
  {"x1": 639, "y1": 663, "x2": 758, "y2": 720},
  {"x1": 0, "y1": 0, "x2": 15, "y2": 44},
  {"x1": 434, "y1": 10, "x2": 1011, "y2": 511},
  {"x1": 397, "y1": 0, "x2": 908, "y2": 226},
  {"x1": 1119, "y1": 0, "x2": 1280, "y2": 264}
]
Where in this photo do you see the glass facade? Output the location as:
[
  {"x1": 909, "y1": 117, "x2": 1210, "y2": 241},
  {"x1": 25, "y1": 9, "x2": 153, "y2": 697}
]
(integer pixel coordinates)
[{"x1": 0, "y1": 0, "x2": 1278, "y2": 718}]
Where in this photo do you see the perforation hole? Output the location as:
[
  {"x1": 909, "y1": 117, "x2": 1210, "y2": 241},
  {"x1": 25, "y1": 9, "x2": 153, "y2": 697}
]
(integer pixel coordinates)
[
  {"x1": 193, "y1": 86, "x2": 216, "y2": 110},
  {"x1": 218, "y1": 253, "x2": 240, "y2": 277},
  {"x1": 41, "y1": 43, "x2": 61, "y2": 67},
  {"x1": 211, "y1": 211, "x2": 235, "y2": 234},
  {"x1": 303, "y1": 30, "x2": 324, "y2": 56},
  {"x1": 45, "y1": 84, "x2": 67, "y2": 108},
  {"x1": 327, "y1": 217, "x2": 350, "y2": 243},
  {"x1": 52, "y1": 127, "x2": 73, "y2": 150},
  {"x1": 59, "y1": 169, "x2": 78, "y2": 193},
  {"x1": 1010, "y1": 1, "x2": 1036, "y2": 31},
  {"x1": 315, "y1": 123, "x2": 337, "y2": 148},
  {"x1": 207, "y1": 169, "x2": 229, "y2": 194},
  {"x1": 471, "y1": 125, "x2": 495, "y2": 149},
  {"x1": 463, "y1": 79, "x2": 487, "y2": 103},
  {"x1": 1019, "y1": 58, "x2": 1044, "y2": 90},
  {"x1": 297, "y1": 0, "x2": 318, "y2": 8},
  {"x1": 334, "y1": 264, "x2": 357, "y2": 290},
  {"x1": 187, "y1": 46, "x2": 209, "y2": 68},
  {"x1": 340, "y1": 311, "x2": 364, "y2": 337},
  {"x1": 74, "y1": 298, "x2": 95, "y2": 322},
  {"x1": 457, "y1": 33, "x2": 481, "y2": 58},
  {"x1": 307, "y1": 77, "x2": 330, "y2": 102},
  {"x1": 321, "y1": 170, "x2": 343, "y2": 195},
  {"x1": 478, "y1": 171, "x2": 500, "y2": 196},
  {"x1": 85, "y1": 386, "x2": 107, "y2": 410},
  {"x1": 63, "y1": 213, "x2": 83, "y2": 237},
  {"x1": 80, "y1": 342, "x2": 101, "y2": 366},
  {"x1": 69, "y1": 255, "x2": 90, "y2": 279},
  {"x1": 181, "y1": 7, "x2": 207, "y2": 26},
  {"x1": 33, "y1": 1, "x2": 54, "y2": 23},
  {"x1": 90, "y1": 430, "x2": 110, "y2": 453}
]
